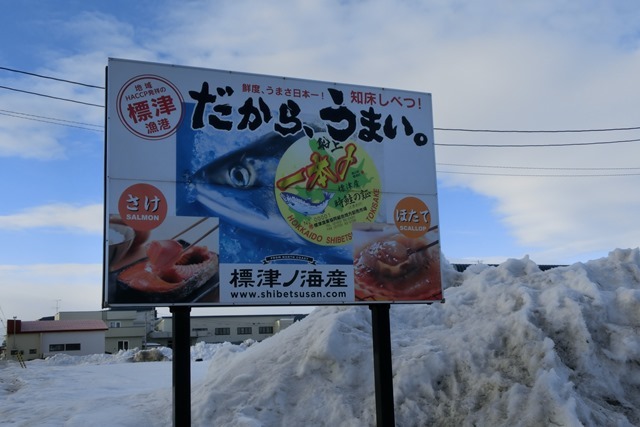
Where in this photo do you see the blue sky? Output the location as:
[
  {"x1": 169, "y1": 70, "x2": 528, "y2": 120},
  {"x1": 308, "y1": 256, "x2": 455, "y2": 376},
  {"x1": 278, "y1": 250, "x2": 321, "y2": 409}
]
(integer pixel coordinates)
[{"x1": 2, "y1": 0, "x2": 640, "y2": 330}]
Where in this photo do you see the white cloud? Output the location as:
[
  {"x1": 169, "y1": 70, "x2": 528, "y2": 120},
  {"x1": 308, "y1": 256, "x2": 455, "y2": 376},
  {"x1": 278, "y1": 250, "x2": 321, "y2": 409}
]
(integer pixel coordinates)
[
  {"x1": 0, "y1": 203, "x2": 103, "y2": 233},
  {"x1": 0, "y1": 98, "x2": 68, "y2": 159},
  {"x1": 125, "y1": 1, "x2": 640, "y2": 265},
  {"x1": 0, "y1": 127, "x2": 66, "y2": 159},
  {"x1": 0, "y1": 69, "x2": 102, "y2": 160},
  {"x1": 0, "y1": 263, "x2": 103, "y2": 324},
  {"x1": 3, "y1": 0, "x2": 640, "y2": 267}
]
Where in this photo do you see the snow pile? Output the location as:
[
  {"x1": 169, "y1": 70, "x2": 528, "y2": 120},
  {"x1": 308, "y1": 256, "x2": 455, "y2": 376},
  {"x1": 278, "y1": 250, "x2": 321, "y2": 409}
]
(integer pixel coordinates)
[
  {"x1": 189, "y1": 248, "x2": 640, "y2": 426},
  {"x1": 190, "y1": 339, "x2": 256, "y2": 362},
  {"x1": 31, "y1": 349, "x2": 139, "y2": 365},
  {"x1": 30, "y1": 347, "x2": 174, "y2": 366},
  {"x1": 133, "y1": 348, "x2": 167, "y2": 362},
  {"x1": 1, "y1": 248, "x2": 639, "y2": 426},
  {"x1": 32, "y1": 340, "x2": 254, "y2": 366}
]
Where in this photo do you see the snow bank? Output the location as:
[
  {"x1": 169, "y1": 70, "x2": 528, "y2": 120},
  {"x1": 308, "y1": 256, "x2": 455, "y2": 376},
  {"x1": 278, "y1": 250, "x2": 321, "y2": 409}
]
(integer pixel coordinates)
[
  {"x1": 1, "y1": 248, "x2": 639, "y2": 426},
  {"x1": 188, "y1": 248, "x2": 640, "y2": 426}
]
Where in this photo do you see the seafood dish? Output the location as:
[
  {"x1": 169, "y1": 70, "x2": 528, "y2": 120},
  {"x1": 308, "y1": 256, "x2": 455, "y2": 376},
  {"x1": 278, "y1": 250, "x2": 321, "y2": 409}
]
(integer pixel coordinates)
[
  {"x1": 116, "y1": 239, "x2": 219, "y2": 301},
  {"x1": 108, "y1": 223, "x2": 134, "y2": 265},
  {"x1": 354, "y1": 233, "x2": 441, "y2": 301}
]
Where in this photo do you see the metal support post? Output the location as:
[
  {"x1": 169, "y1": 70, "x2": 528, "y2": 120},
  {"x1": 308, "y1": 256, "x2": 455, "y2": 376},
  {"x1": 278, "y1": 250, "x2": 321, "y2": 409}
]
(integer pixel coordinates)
[
  {"x1": 171, "y1": 306, "x2": 191, "y2": 427},
  {"x1": 369, "y1": 303, "x2": 395, "y2": 426}
]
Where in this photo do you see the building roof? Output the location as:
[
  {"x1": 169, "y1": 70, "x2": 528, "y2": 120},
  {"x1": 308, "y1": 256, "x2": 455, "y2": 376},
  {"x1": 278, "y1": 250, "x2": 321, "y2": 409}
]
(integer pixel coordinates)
[
  {"x1": 17, "y1": 319, "x2": 108, "y2": 334},
  {"x1": 164, "y1": 313, "x2": 308, "y2": 320}
]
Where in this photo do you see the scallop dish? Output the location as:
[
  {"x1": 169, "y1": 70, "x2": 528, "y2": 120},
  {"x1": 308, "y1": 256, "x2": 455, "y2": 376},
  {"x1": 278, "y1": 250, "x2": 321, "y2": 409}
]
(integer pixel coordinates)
[{"x1": 354, "y1": 233, "x2": 442, "y2": 302}]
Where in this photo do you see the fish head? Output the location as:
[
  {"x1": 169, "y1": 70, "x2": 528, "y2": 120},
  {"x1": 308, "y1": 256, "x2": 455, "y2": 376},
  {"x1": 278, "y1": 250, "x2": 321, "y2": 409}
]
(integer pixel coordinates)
[{"x1": 190, "y1": 131, "x2": 304, "y2": 240}]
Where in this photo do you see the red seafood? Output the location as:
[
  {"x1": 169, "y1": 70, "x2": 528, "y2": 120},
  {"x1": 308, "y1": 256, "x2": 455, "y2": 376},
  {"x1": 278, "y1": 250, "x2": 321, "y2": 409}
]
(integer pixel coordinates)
[
  {"x1": 146, "y1": 239, "x2": 183, "y2": 276},
  {"x1": 354, "y1": 234, "x2": 442, "y2": 301},
  {"x1": 118, "y1": 240, "x2": 219, "y2": 296}
]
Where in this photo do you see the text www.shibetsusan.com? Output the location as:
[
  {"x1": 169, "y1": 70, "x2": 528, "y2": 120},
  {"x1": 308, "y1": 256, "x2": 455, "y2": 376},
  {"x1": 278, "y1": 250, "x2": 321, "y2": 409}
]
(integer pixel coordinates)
[{"x1": 230, "y1": 290, "x2": 348, "y2": 299}]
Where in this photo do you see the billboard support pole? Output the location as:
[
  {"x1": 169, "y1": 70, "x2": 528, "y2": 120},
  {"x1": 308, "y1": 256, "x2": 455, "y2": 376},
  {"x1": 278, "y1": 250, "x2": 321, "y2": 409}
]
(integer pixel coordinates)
[
  {"x1": 171, "y1": 306, "x2": 191, "y2": 427},
  {"x1": 369, "y1": 303, "x2": 395, "y2": 427}
]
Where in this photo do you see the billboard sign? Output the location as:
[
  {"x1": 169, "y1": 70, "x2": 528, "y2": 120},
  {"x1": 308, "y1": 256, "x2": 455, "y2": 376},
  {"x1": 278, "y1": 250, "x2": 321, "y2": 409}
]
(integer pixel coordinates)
[{"x1": 104, "y1": 58, "x2": 442, "y2": 307}]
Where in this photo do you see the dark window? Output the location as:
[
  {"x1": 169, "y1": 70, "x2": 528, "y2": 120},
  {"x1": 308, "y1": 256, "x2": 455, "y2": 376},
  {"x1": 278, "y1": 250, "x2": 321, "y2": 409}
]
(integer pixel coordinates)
[
  {"x1": 65, "y1": 343, "x2": 81, "y2": 351},
  {"x1": 29, "y1": 349, "x2": 37, "y2": 354},
  {"x1": 118, "y1": 341, "x2": 129, "y2": 351},
  {"x1": 259, "y1": 326, "x2": 273, "y2": 334},
  {"x1": 49, "y1": 344, "x2": 64, "y2": 352},
  {"x1": 214, "y1": 328, "x2": 230, "y2": 335},
  {"x1": 237, "y1": 327, "x2": 252, "y2": 335}
]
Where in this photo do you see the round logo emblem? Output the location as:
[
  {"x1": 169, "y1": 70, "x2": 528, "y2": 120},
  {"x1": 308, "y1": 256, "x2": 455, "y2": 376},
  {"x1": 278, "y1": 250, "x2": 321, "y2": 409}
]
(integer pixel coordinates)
[
  {"x1": 117, "y1": 183, "x2": 168, "y2": 231},
  {"x1": 275, "y1": 134, "x2": 381, "y2": 246},
  {"x1": 116, "y1": 75, "x2": 184, "y2": 140},
  {"x1": 394, "y1": 196, "x2": 431, "y2": 238}
]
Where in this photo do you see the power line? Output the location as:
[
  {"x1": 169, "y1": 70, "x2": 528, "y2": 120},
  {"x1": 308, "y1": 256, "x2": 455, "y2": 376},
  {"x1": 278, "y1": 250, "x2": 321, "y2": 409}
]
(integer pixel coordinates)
[
  {"x1": 435, "y1": 138, "x2": 640, "y2": 148},
  {"x1": 2, "y1": 84, "x2": 639, "y2": 146},
  {"x1": 0, "y1": 109, "x2": 101, "y2": 127},
  {"x1": 437, "y1": 170, "x2": 640, "y2": 177},
  {"x1": 4, "y1": 108, "x2": 639, "y2": 174},
  {"x1": 4, "y1": 66, "x2": 640, "y2": 139},
  {"x1": 0, "y1": 66, "x2": 104, "y2": 89},
  {"x1": 437, "y1": 161, "x2": 640, "y2": 176},
  {"x1": 3, "y1": 66, "x2": 640, "y2": 154},
  {"x1": 0, "y1": 110, "x2": 102, "y2": 132},
  {"x1": 0, "y1": 85, "x2": 103, "y2": 108},
  {"x1": 439, "y1": 162, "x2": 640, "y2": 171},
  {"x1": 4, "y1": 66, "x2": 640, "y2": 136},
  {"x1": 434, "y1": 126, "x2": 640, "y2": 133}
]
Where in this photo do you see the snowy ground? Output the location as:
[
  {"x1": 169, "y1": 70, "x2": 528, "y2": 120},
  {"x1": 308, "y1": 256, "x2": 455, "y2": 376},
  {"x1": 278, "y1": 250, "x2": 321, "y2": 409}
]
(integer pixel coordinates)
[{"x1": 1, "y1": 248, "x2": 639, "y2": 426}]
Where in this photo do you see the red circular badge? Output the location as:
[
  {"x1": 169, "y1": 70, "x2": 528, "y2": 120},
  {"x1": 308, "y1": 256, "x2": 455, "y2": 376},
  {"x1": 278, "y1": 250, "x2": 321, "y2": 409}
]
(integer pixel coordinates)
[
  {"x1": 394, "y1": 197, "x2": 431, "y2": 238},
  {"x1": 116, "y1": 74, "x2": 184, "y2": 140},
  {"x1": 117, "y1": 183, "x2": 168, "y2": 231}
]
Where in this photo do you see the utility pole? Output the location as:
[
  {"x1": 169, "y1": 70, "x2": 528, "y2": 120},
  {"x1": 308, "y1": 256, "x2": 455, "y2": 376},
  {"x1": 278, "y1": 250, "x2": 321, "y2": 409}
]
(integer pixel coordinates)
[
  {"x1": 0, "y1": 318, "x2": 5, "y2": 345},
  {"x1": 12, "y1": 316, "x2": 17, "y2": 353},
  {"x1": 0, "y1": 305, "x2": 7, "y2": 346}
]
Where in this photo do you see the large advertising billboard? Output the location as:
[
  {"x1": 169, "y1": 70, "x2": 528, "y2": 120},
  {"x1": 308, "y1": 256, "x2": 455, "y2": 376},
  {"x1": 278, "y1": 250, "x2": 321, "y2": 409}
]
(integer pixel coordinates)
[{"x1": 104, "y1": 58, "x2": 442, "y2": 307}]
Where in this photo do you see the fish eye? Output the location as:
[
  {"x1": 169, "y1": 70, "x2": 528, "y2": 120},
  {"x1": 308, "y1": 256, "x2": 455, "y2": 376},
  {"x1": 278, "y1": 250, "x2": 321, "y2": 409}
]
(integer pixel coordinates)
[{"x1": 228, "y1": 165, "x2": 254, "y2": 188}]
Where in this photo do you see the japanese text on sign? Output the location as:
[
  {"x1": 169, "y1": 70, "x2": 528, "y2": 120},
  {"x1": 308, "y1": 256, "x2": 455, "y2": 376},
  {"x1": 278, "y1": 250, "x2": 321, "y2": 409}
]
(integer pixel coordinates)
[{"x1": 189, "y1": 84, "x2": 429, "y2": 146}]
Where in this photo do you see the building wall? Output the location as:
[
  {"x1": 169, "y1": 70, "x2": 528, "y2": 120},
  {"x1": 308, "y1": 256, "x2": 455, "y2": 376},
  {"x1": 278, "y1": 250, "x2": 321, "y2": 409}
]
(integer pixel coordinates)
[
  {"x1": 105, "y1": 326, "x2": 147, "y2": 353},
  {"x1": 8, "y1": 334, "x2": 40, "y2": 361},
  {"x1": 56, "y1": 312, "x2": 101, "y2": 321},
  {"x1": 151, "y1": 315, "x2": 303, "y2": 346},
  {"x1": 58, "y1": 310, "x2": 155, "y2": 353},
  {"x1": 5, "y1": 311, "x2": 305, "y2": 359},
  {"x1": 41, "y1": 331, "x2": 105, "y2": 358}
]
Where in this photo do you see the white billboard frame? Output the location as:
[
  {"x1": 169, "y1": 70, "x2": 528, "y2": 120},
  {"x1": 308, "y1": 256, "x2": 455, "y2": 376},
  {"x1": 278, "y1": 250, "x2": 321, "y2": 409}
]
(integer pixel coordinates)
[{"x1": 103, "y1": 58, "x2": 443, "y2": 308}]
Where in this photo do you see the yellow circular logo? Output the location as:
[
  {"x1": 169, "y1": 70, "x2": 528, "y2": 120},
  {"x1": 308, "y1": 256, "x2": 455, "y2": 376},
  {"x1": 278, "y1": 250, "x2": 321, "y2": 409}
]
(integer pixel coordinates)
[{"x1": 275, "y1": 134, "x2": 381, "y2": 246}]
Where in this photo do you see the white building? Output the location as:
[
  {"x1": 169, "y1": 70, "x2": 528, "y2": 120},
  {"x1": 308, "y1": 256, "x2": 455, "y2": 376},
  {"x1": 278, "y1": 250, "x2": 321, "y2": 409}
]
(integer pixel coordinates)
[
  {"x1": 57, "y1": 309, "x2": 156, "y2": 354},
  {"x1": 149, "y1": 314, "x2": 307, "y2": 347},
  {"x1": 3, "y1": 311, "x2": 307, "y2": 360},
  {"x1": 6, "y1": 319, "x2": 108, "y2": 361}
]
